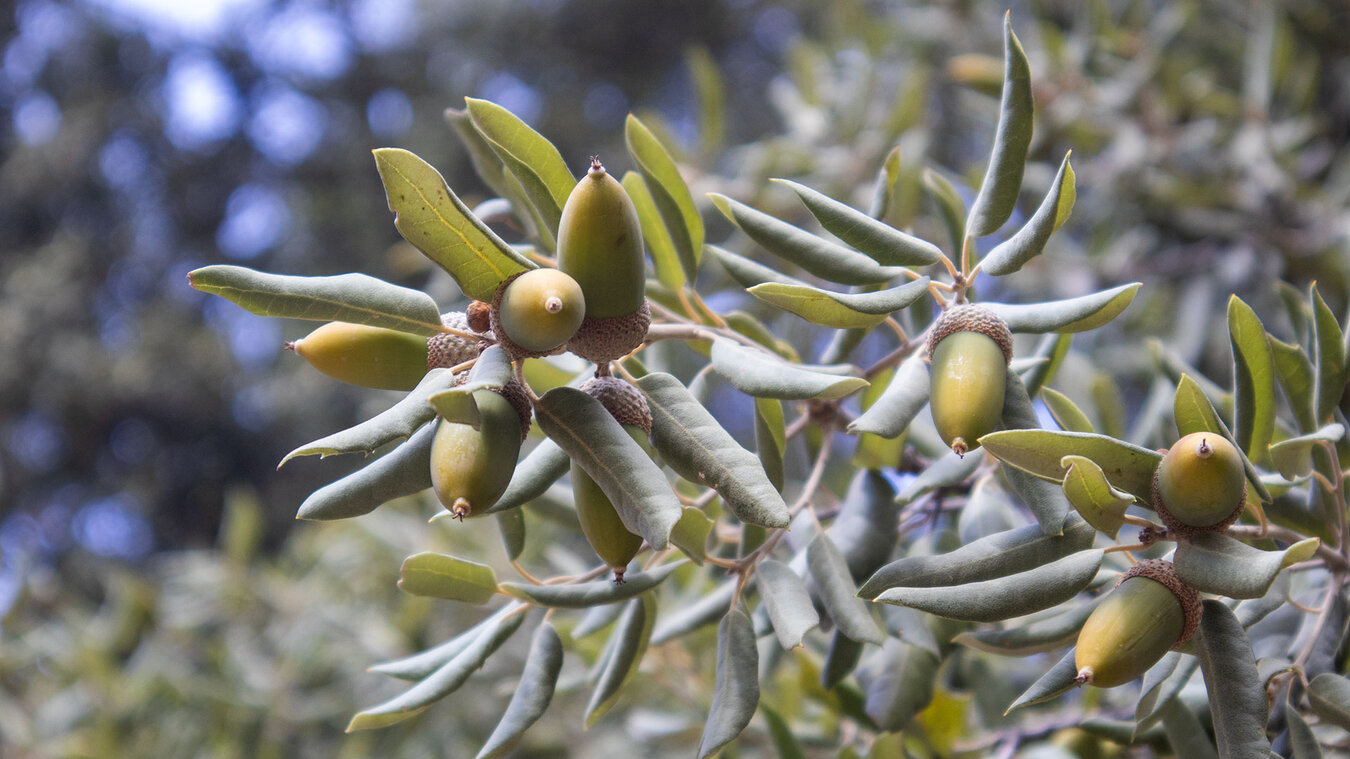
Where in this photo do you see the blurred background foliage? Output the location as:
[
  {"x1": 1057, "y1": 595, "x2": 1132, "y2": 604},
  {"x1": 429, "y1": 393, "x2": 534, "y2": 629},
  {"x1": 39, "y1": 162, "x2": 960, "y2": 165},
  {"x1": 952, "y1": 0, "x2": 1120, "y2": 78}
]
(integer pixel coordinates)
[{"x1": 3, "y1": 0, "x2": 1350, "y2": 755}]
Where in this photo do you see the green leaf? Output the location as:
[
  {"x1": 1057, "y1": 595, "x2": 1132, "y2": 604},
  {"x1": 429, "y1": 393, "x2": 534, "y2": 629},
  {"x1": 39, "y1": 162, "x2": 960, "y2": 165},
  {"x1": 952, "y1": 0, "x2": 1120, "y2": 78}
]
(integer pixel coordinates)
[
  {"x1": 977, "y1": 429, "x2": 1162, "y2": 505},
  {"x1": 706, "y1": 243, "x2": 807, "y2": 288},
  {"x1": 998, "y1": 369, "x2": 1073, "y2": 535},
  {"x1": 476, "y1": 623, "x2": 564, "y2": 759},
  {"x1": 822, "y1": 631, "x2": 866, "y2": 689},
  {"x1": 760, "y1": 706, "x2": 807, "y2": 759},
  {"x1": 1312, "y1": 284, "x2": 1347, "y2": 423},
  {"x1": 710, "y1": 339, "x2": 868, "y2": 400},
  {"x1": 1308, "y1": 673, "x2": 1350, "y2": 731},
  {"x1": 1158, "y1": 700, "x2": 1219, "y2": 759},
  {"x1": 622, "y1": 171, "x2": 684, "y2": 290},
  {"x1": 829, "y1": 470, "x2": 902, "y2": 581},
  {"x1": 187, "y1": 265, "x2": 445, "y2": 335},
  {"x1": 444, "y1": 107, "x2": 517, "y2": 205},
  {"x1": 980, "y1": 153, "x2": 1074, "y2": 276},
  {"x1": 347, "y1": 610, "x2": 526, "y2": 731},
  {"x1": 1194, "y1": 600, "x2": 1271, "y2": 758},
  {"x1": 1020, "y1": 333, "x2": 1072, "y2": 398},
  {"x1": 1270, "y1": 336, "x2": 1316, "y2": 433},
  {"x1": 922, "y1": 168, "x2": 965, "y2": 252},
  {"x1": 1228, "y1": 295, "x2": 1276, "y2": 461},
  {"x1": 954, "y1": 597, "x2": 1099, "y2": 656},
  {"x1": 486, "y1": 438, "x2": 571, "y2": 514},
  {"x1": 497, "y1": 510, "x2": 526, "y2": 561},
  {"x1": 808, "y1": 534, "x2": 886, "y2": 645},
  {"x1": 670, "y1": 507, "x2": 714, "y2": 565},
  {"x1": 536, "y1": 388, "x2": 682, "y2": 549},
  {"x1": 1005, "y1": 647, "x2": 1080, "y2": 713},
  {"x1": 372, "y1": 148, "x2": 533, "y2": 301},
  {"x1": 753, "y1": 398, "x2": 786, "y2": 492},
  {"x1": 894, "y1": 450, "x2": 985, "y2": 506},
  {"x1": 1174, "y1": 532, "x2": 1319, "y2": 599},
  {"x1": 1135, "y1": 652, "x2": 1186, "y2": 728},
  {"x1": 1269, "y1": 424, "x2": 1345, "y2": 479},
  {"x1": 858, "y1": 519, "x2": 1095, "y2": 598},
  {"x1": 651, "y1": 578, "x2": 737, "y2": 645},
  {"x1": 1040, "y1": 387, "x2": 1093, "y2": 433},
  {"x1": 464, "y1": 98, "x2": 574, "y2": 234},
  {"x1": 709, "y1": 193, "x2": 904, "y2": 285},
  {"x1": 872, "y1": 549, "x2": 1103, "y2": 622},
  {"x1": 697, "y1": 608, "x2": 760, "y2": 759},
  {"x1": 861, "y1": 640, "x2": 940, "y2": 731},
  {"x1": 771, "y1": 179, "x2": 943, "y2": 266},
  {"x1": 398, "y1": 553, "x2": 499, "y2": 604},
  {"x1": 585, "y1": 595, "x2": 656, "y2": 727},
  {"x1": 847, "y1": 352, "x2": 929, "y2": 438},
  {"x1": 747, "y1": 278, "x2": 931, "y2": 329},
  {"x1": 1060, "y1": 455, "x2": 1133, "y2": 538},
  {"x1": 985, "y1": 283, "x2": 1142, "y2": 334},
  {"x1": 686, "y1": 46, "x2": 725, "y2": 156},
  {"x1": 626, "y1": 114, "x2": 703, "y2": 282},
  {"x1": 296, "y1": 423, "x2": 434, "y2": 520},
  {"x1": 498, "y1": 563, "x2": 679, "y2": 609},
  {"x1": 280, "y1": 368, "x2": 460, "y2": 465},
  {"x1": 755, "y1": 559, "x2": 820, "y2": 649},
  {"x1": 966, "y1": 13, "x2": 1034, "y2": 238},
  {"x1": 370, "y1": 605, "x2": 521, "y2": 681},
  {"x1": 1285, "y1": 704, "x2": 1323, "y2": 759},
  {"x1": 1173, "y1": 374, "x2": 1275, "y2": 504},
  {"x1": 638, "y1": 373, "x2": 790, "y2": 528}
]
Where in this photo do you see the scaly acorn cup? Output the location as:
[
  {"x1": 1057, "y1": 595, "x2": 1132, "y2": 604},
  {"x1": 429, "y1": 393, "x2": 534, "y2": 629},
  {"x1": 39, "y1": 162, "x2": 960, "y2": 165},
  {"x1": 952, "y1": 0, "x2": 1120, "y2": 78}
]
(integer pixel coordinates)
[
  {"x1": 426, "y1": 311, "x2": 485, "y2": 370},
  {"x1": 926, "y1": 304, "x2": 1013, "y2": 457},
  {"x1": 557, "y1": 157, "x2": 652, "y2": 366},
  {"x1": 429, "y1": 381, "x2": 530, "y2": 520},
  {"x1": 572, "y1": 376, "x2": 653, "y2": 582},
  {"x1": 489, "y1": 268, "x2": 586, "y2": 359},
  {"x1": 1074, "y1": 559, "x2": 1201, "y2": 688},
  {"x1": 287, "y1": 321, "x2": 430, "y2": 391},
  {"x1": 1152, "y1": 432, "x2": 1247, "y2": 536}
]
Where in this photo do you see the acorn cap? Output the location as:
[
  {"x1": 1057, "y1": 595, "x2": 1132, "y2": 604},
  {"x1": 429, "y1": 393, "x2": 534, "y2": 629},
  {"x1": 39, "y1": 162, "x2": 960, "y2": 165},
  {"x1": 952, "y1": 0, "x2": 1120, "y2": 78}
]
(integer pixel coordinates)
[
  {"x1": 925, "y1": 304, "x2": 1013, "y2": 364},
  {"x1": 492, "y1": 378, "x2": 533, "y2": 440},
  {"x1": 428, "y1": 311, "x2": 486, "y2": 370},
  {"x1": 1117, "y1": 559, "x2": 1202, "y2": 647},
  {"x1": 581, "y1": 375, "x2": 652, "y2": 434},
  {"x1": 566, "y1": 299, "x2": 652, "y2": 365},
  {"x1": 1151, "y1": 464, "x2": 1247, "y2": 538}
]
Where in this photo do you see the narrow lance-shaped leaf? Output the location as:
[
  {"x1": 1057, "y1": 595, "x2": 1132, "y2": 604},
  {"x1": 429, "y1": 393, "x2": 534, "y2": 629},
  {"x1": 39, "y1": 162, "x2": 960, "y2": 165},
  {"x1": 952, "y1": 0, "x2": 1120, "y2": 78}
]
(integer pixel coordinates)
[
  {"x1": 755, "y1": 559, "x2": 820, "y2": 649},
  {"x1": 747, "y1": 278, "x2": 931, "y2": 329},
  {"x1": 707, "y1": 243, "x2": 808, "y2": 288},
  {"x1": 1060, "y1": 455, "x2": 1133, "y2": 538},
  {"x1": 497, "y1": 510, "x2": 526, "y2": 562},
  {"x1": 895, "y1": 450, "x2": 985, "y2": 506},
  {"x1": 978, "y1": 429, "x2": 1162, "y2": 505},
  {"x1": 1270, "y1": 336, "x2": 1316, "y2": 433},
  {"x1": 585, "y1": 595, "x2": 656, "y2": 727},
  {"x1": 954, "y1": 597, "x2": 1099, "y2": 656},
  {"x1": 637, "y1": 373, "x2": 790, "y2": 528},
  {"x1": 346, "y1": 610, "x2": 527, "y2": 731},
  {"x1": 1158, "y1": 700, "x2": 1219, "y2": 759},
  {"x1": 536, "y1": 387, "x2": 682, "y2": 549},
  {"x1": 1308, "y1": 673, "x2": 1350, "y2": 732},
  {"x1": 808, "y1": 534, "x2": 886, "y2": 644},
  {"x1": 862, "y1": 639, "x2": 940, "y2": 731},
  {"x1": 476, "y1": 623, "x2": 564, "y2": 759},
  {"x1": 464, "y1": 98, "x2": 575, "y2": 233},
  {"x1": 1284, "y1": 705, "x2": 1323, "y2": 759},
  {"x1": 372, "y1": 148, "x2": 534, "y2": 301},
  {"x1": 187, "y1": 265, "x2": 445, "y2": 335},
  {"x1": 848, "y1": 352, "x2": 929, "y2": 438},
  {"x1": 754, "y1": 398, "x2": 786, "y2": 492},
  {"x1": 444, "y1": 107, "x2": 517, "y2": 204},
  {"x1": 966, "y1": 13, "x2": 1034, "y2": 238},
  {"x1": 922, "y1": 167, "x2": 965, "y2": 252},
  {"x1": 686, "y1": 46, "x2": 726, "y2": 157},
  {"x1": 1228, "y1": 295, "x2": 1276, "y2": 462},
  {"x1": 398, "y1": 553, "x2": 500, "y2": 604},
  {"x1": 1174, "y1": 532, "x2": 1319, "y2": 599},
  {"x1": 872, "y1": 549, "x2": 1103, "y2": 622},
  {"x1": 670, "y1": 507, "x2": 714, "y2": 565},
  {"x1": 1270, "y1": 423, "x2": 1346, "y2": 479},
  {"x1": 998, "y1": 368, "x2": 1072, "y2": 535},
  {"x1": 1312, "y1": 284, "x2": 1347, "y2": 423},
  {"x1": 626, "y1": 114, "x2": 703, "y2": 282},
  {"x1": 622, "y1": 171, "x2": 684, "y2": 290},
  {"x1": 296, "y1": 423, "x2": 434, "y2": 521},
  {"x1": 980, "y1": 153, "x2": 1074, "y2": 276},
  {"x1": 984, "y1": 283, "x2": 1141, "y2": 334},
  {"x1": 1173, "y1": 373, "x2": 1274, "y2": 504},
  {"x1": 771, "y1": 178, "x2": 943, "y2": 266},
  {"x1": 829, "y1": 469, "x2": 902, "y2": 581},
  {"x1": 486, "y1": 438, "x2": 571, "y2": 514},
  {"x1": 710, "y1": 339, "x2": 868, "y2": 400},
  {"x1": 1194, "y1": 600, "x2": 1271, "y2": 758},
  {"x1": 498, "y1": 563, "x2": 680, "y2": 609},
  {"x1": 1005, "y1": 647, "x2": 1080, "y2": 713},
  {"x1": 1041, "y1": 387, "x2": 1093, "y2": 433},
  {"x1": 697, "y1": 608, "x2": 760, "y2": 759},
  {"x1": 709, "y1": 193, "x2": 904, "y2": 285},
  {"x1": 370, "y1": 604, "x2": 521, "y2": 681}
]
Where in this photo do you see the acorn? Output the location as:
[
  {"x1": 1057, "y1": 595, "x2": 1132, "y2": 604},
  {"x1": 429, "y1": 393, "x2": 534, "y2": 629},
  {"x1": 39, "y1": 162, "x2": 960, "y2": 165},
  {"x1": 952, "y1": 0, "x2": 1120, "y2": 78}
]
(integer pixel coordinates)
[
  {"x1": 572, "y1": 376, "x2": 653, "y2": 582},
  {"x1": 1152, "y1": 432, "x2": 1247, "y2": 535},
  {"x1": 925, "y1": 304, "x2": 1013, "y2": 457},
  {"x1": 287, "y1": 321, "x2": 429, "y2": 391},
  {"x1": 489, "y1": 268, "x2": 587, "y2": 360},
  {"x1": 427, "y1": 311, "x2": 485, "y2": 370},
  {"x1": 557, "y1": 157, "x2": 651, "y2": 365},
  {"x1": 429, "y1": 382, "x2": 529, "y2": 519},
  {"x1": 1074, "y1": 559, "x2": 1201, "y2": 688}
]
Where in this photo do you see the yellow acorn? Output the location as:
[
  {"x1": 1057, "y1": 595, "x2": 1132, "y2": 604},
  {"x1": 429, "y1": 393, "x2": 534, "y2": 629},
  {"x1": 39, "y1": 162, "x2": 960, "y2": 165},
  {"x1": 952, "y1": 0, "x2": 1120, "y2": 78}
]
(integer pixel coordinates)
[
  {"x1": 490, "y1": 268, "x2": 586, "y2": 358},
  {"x1": 1075, "y1": 559, "x2": 1201, "y2": 688},
  {"x1": 926, "y1": 304, "x2": 1013, "y2": 457},
  {"x1": 287, "y1": 321, "x2": 429, "y2": 391},
  {"x1": 1152, "y1": 432, "x2": 1247, "y2": 535},
  {"x1": 572, "y1": 376, "x2": 653, "y2": 582},
  {"x1": 557, "y1": 157, "x2": 651, "y2": 365},
  {"x1": 429, "y1": 381, "x2": 530, "y2": 519}
]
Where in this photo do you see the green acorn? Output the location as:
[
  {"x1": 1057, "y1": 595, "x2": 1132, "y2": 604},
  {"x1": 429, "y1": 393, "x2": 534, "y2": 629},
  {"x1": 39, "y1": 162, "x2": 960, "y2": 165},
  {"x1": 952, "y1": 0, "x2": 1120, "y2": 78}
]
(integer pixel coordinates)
[
  {"x1": 926, "y1": 304, "x2": 1013, "y2": 457},
  {"x1": 572, "y1": 376, "x2": 653, "y2": 582},
  {"x1": 429, "y1": 381, "x2": 530, "y2": 520},
  {"x1": 1152, "y1": 432, "x2": 1247, "y2": 535},
  {"x1": 490, "y1": 268, "x2": 587, "y2": 359},
  {"x1": 287, "y1": 321, "x2": 429, "y2": 391},
  {"x1": 1075, "y1": 559, "x2": 1201, "y2": 688},
  {"x1": 557, "y1": 157, "x2": 651, "y2": 365}
]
